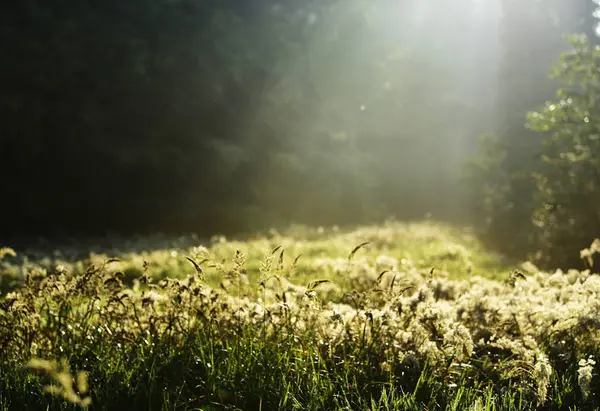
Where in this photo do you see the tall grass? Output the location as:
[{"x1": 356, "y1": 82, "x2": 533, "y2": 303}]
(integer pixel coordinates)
[{"x1": 0, "y1": 222, "x2": 599, "y2": 410}]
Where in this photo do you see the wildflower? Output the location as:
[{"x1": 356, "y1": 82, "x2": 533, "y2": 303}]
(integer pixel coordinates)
[
  {"x1": 418, "y1": 340, "x2": 443, "y2": 364},
  {"x1": 380, "y1": 361, "x2": 392, "y2": 373},
  {"x1": 443, "y1": 324, "x2": 474, "y2": 360},
  {"x1": 0, "y1": 247, "x2": 16, "y2": 260},
  {"x1": 578, "y1": 356, "x2": 596, "y2": 401},
  {"x1": 534, "y1": 352, "x2": 552, "y2": 405}
]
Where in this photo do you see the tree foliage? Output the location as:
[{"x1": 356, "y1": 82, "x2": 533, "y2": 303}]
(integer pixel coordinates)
[
  {"x1": 464, "y1": 0, "x2": 599, "y2": 267},
  {"x1": 526, "y1": 34, "x2": 600, "y2": 267},
  {"x1": 1, "y1": 0, "x2": 493, "y2": 239}
]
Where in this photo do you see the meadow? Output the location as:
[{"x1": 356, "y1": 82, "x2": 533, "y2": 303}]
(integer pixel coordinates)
[{"x1": 1, "y1": 220, "x2": 599, "y2": 410}]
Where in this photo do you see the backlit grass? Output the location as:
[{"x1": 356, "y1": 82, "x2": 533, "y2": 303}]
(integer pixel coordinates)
[{"x1": 1, "y1": 220, "x2": 598, "y2": 410}]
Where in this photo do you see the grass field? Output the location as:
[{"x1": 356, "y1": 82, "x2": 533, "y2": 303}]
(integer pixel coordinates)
[{"x1": 1, "y1": 220, "x2": 599, "y2": 410}]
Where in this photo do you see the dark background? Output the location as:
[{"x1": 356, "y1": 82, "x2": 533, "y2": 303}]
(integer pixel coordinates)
[{"x1": 1, "y1": 0, "x2": 599, "y2": 267}]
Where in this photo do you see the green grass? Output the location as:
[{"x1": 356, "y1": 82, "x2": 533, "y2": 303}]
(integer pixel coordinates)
[
  {"x1": 0, "y1": 220, "x2": 599, "y2": 410},
  {"x1": 1, "y1": 220, "x2": 516, "y2": 295}
]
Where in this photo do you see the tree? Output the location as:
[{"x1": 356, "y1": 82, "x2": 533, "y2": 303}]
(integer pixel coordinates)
[
  {"x1": 527, "y1": 34, "x2": 600, "y2": 268},
  {"x1": 0, "y1": 0, "x2": 503, "y2": 238},
  {"x1": 466, "y1": 0, "x2": 599, "y2": 259}
]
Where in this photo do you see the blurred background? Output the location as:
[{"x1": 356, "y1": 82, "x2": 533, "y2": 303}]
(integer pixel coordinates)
[{"x1": 1, "y1": 0, "x2": 599, "y2": 268}]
